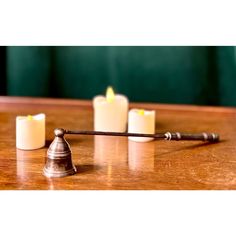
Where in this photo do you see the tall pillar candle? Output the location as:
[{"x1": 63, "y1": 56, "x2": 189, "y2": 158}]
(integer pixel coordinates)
[
  {"x1": 16, "y1": 113, "x2": 46, "y2": 150},
  {"x1": 93, "y1": 87, "x2": 128, "y2": 132},
  {"x1": 128, "y1": 109, "x2": 155, "y2": 142}
]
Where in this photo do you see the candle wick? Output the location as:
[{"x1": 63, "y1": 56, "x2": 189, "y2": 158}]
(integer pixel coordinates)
[
  {"x1": 138, "y1": 109, "x2": 145, "y2": 115},
  {"x1": 27, "y1": 115, "x2": 33, "y2": 121}
]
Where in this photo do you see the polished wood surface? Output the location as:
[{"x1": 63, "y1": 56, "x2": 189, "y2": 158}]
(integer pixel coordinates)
[{"x1": 0, "y1": 96, "x2": 236, "y2": 190}]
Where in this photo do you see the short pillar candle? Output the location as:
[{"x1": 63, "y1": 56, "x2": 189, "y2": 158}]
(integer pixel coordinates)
[
  {"x1": 93, "y1": 87, "x2": 129, "y2": 132},
  {"x1": 16, "y1": 113, "x2": 46, "y2": 150},
  {"x1": 128, "y1": 109, "x2": 155, "y2": 142}
]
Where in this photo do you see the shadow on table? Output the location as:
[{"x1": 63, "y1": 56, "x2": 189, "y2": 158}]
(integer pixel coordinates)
[
  {"x1": 156, "y1": 139, "x2": 227, "y2": 158},
  {"x1": 75, "y1": 164, "x2": 101, "y2": 174}
]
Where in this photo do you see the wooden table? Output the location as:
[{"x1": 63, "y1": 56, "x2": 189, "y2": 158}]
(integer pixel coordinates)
[{"x1": 0, "y1": 96, "x2": 236, "y2": 190}]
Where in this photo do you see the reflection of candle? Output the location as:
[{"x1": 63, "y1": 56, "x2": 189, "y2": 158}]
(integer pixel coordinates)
[
  {"x1": 16, "y1": 149, "x2": 33, "y2": 185},
  {"x1": 128, "y1": 109, "x2": 155, "y2": 142},
  {"x1": 128, "y1": 141, "x2": 155, "y2": 172},
  {"x1": 93, "y1": 86, "x2": 128, "y2": 132},
  {"x1": 94, "y1": 136, "x2": 128, "y2": 187},
  {"x1": 16, "y1": 149, "x2": 26, "y2": 180},
  {"x1": 94, "y1": 136, "x2": 127, "y2": 167},
  {"x1": 16, "y1": 113, "x2": 45, "y2": 150}
]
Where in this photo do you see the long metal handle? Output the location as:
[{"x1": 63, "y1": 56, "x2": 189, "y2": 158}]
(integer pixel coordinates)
[{"x1": 53, "y1": 129, "x2": 220, "y2": 142}]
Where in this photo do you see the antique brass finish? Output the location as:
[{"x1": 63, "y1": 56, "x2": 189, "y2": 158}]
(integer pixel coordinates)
[{"x1": 43, "y1": 128, "x2": 76, "y2": 178}]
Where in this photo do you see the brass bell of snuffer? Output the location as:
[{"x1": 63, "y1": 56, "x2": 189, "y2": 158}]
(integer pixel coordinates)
[
  {"x1": 43, "y1": 128, "x2": 76, "y2": 178},
  {"x1": 43, "y1": 128, "x2": 220, "y2": 178}
]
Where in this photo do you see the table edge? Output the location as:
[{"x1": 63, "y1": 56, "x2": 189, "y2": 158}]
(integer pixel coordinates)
[{"x1": 1, "y1": 96, "x2": 236, "y2": 114}]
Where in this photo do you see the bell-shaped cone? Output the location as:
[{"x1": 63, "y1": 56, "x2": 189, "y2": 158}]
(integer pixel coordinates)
[
  {"x1": 43, "y1": 135, "x2": 77, "y2": 178},
  {"x1": 47, "y1": 136, "x2": 71, "y2": 159}
]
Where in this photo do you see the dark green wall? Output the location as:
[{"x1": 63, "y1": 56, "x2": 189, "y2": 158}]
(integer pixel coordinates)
[
  {"x1": 2, "y1": 46, "x2": 236, "y2": 106},
  {"x1": 7, "y1": 47, "x2": 51, "y2": 97},
  {"x1": 0, "y1": 47, "x2": 6, "y2": 94}
]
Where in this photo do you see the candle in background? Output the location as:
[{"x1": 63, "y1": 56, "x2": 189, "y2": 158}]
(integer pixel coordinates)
[
  {"x1": 93, "y1": 86, "x2": 128, "y2": 132},
  {"x1": 16, "y1": 113, "x2": 45, "y2": 150},
  {"x1": 128, "y1": 109, "x2": 155, "y2": 142}
]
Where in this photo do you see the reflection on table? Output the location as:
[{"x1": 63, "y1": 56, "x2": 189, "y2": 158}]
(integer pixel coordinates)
[
  {"x1": 16, "y1": 149, "x2": 28, "y2": 181},
  {"x1": 94, "y1": 136, "x2": 128, "y2": 167},
  {"x1": 128, "y1": 141, "x2": 155, "y2": 172}
]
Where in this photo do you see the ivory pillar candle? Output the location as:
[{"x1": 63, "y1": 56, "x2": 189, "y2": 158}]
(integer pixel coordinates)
[
  {"x1": 16, "y1": 113, "x2": 45, "y2": 150},
  {"x1": 93, "y1": 87, "x2": 128, "y2": 132},
  {"x1": 128, "y1": 109, "x2": 155, "y2": 142}
]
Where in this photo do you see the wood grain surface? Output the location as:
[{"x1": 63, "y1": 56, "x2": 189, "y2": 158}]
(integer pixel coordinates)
[{"x1": 0, "y1": 96, "x2": 236, "y2": 190}]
